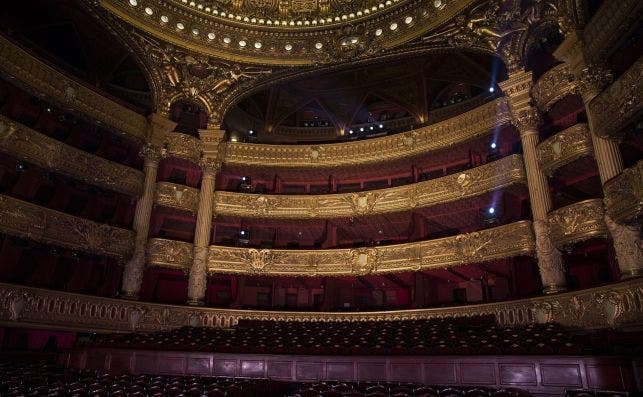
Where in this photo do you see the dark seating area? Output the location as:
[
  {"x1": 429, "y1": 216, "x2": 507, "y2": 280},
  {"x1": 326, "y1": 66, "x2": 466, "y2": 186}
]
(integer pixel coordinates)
[
  {"x1": 0, "y1": 360, "x2": 540, "y2": 397},
  {"x1": 84, "y1": 316, "x2": 598, "y2": 356}
]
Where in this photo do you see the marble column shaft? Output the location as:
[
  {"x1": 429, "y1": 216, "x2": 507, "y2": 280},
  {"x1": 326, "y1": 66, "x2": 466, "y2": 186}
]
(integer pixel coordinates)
[{"x1": 121, "y1": 146, "x2": 161, "y2": 299}]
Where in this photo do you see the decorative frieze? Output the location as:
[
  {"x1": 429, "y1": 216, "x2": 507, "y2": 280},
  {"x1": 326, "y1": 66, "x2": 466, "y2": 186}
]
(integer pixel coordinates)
[
  {"x1": 154, "y1": 182, "x2": 200, "y2": 214},
  {"x1": 224, "y1": 98, "x2": 511, "y2": 168},
  {"x1": 213, "y1": 155, "x2": 526, "y2": 219},
  {"x1": 604, "y1": 161, "x2": 643, "y2": 225},
  {"x1": 0, "y1": 195, "x2": 134, "y2": 259},
  {"x1": 207, "y1": 221, "x2": 534, "y2": 276},
  {"x1": 0, "y1": 36, "x2": 146, "y2": 142},
  {"x1": 531, "y1": 64, "x2": 579, "y2": 111},
  {"x1": 147, "y1": 238, "x2": 194, "y2": 271},
  {"x1": 548, "y1": 199, "x2": 608, "y2": 248},
  {"x1": 536, "y1": 124, "x2": 593, "y2": 176},
  {"x1": 1, "y1": 278, "x2": 642, "y2": 332},
  {"x1": 0, "y1": 116, "x2": 144, "y2": 197},
  {"x1": 588, "y1": 57, "x2": 643, "y2": 138}
]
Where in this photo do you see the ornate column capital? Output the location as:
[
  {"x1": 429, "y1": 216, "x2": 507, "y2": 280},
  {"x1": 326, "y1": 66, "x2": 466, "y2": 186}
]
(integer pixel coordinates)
[
  {"x1": 512, "y1": 107, "x2": 542, "y2": 134},
  {"x1": 200, "y1": 157, "x2": 221, "y2": 175},
  {"x1": 139, "y1": 143, "x2": 165, "y2": 165}
]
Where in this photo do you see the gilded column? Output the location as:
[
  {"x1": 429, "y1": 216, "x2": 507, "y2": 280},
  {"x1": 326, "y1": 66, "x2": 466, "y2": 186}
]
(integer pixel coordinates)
[
  {"x1": 554, "y1": 34, "x2": 642, "y2": 278},
  {"x1": 187, "y1": 129, "x2": 226, "y2": 306},
  {"x1": 500, "y1": 71, "x2": 567, "y2": 294},
  {"x1": 121, "y1": 114, "x2": 176, "y2": 299}
]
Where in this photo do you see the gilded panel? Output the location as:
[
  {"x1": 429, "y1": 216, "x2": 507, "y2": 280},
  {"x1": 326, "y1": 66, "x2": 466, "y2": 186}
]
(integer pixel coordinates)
[
  {"x1": 165, "y1": 133, "x2": 202, "y2": 165},
  {"x1": 206, "y1": 221, "x2": 534, "y2": 276},
  {"x1": 0, "y1": 116, "x2": 144, "y2": 197},
  {"x1": 0, "y1": 195, "x2": 134, "y2": 259},
  {"x1": 224, "y1": 98, "x2": 511, "y2": 168},
  {"x1": 604, "y1": 161, "x2": 643, "y2": 225},
  {"x1": 147, "y1": 238, "x2": 194, "y2": 270},
  {"x1": 548, "y1": 199, "x2": 608, "y2": 248},
  {"x1": 536, "y1": 124, "x2": 593, "y2": 176},
  {"x1": 213, "y1": 154, "x2": 525, "y2": 218},
  {"x1": 0, "y1": 36, "x2": 147, "y2": 142},
  {"x1": 531, "y1": 64, "x2": 579, "y2": 112},
  {"x1": 155, "y1": 182, "x2": 200, "y2": 213},
  {"x1": 589, "y1": 56, "x2": 643, "y2": 138},
  {"x1": 1, "y1": 279, "x2": 642, "y2": 331}
]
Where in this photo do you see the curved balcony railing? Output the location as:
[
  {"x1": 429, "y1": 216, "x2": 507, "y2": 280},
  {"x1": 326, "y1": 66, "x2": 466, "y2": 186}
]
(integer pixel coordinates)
[
  {"x1": 0, "y1": 35, "x2": 147, "y2": 143},
  {"x1": 146, "y1": 220, "x2": 534, "y2": 276},
  {"x1": 1, "y1": 278, "x2": 641, "y2": 331},
  {"x1": 0, "y1": 116, "x2": 144, "y2": 197},
  {"x1": 548, "y1": 199, "x2": 608, "y2": 248},
  {"x1": 604, "y1": 160, "x2": 643, "y2": 225},
  {"x1": 153, "y1": 155, "x2": 526, "y2": 218},
  {"x1": 536, "y1": 124, "x2": 593, "y2": 176},
  {"x1": 531, "y1": 63, "x2": 579, "y2": 112},
  {"x1": 0, "y1": 195, "x2": 134, "y2": 259}
]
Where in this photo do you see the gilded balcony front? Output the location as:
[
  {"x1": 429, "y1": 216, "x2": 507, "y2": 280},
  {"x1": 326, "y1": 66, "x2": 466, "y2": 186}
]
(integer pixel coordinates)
[
  {"x1": 0, "y1": 36, "x2": 147, "y2": 143},
  {"x1": 548, "y1": 199, "x2": 608, "y2": 247},
  {"x1": 0, "y1": 195, "x2": 134, "y2": 259},
  {"x1": 531, "y1": 64, "x2": 579, "y2": 112},
  {"x1": 223, "y1": 98, "x2": 511, "y2": 168},
  {"x1": 0, "y1": 116, "x2": 144, "y2": 197},
  {"x1": 604, "y1": 161, "x2": 643, "y2": 225},
  {"x1": 164, "y1": 132, "x2": 202, "y2": 165},
  {"x1": 536, "y1": 124, "x2": 593, "y2": 176},
  {"x1": 206, "y1": 221, "x2": 534, "y2": 277},
  {"x1": 213, "y1": 155, "x2": 526, "y2": 219},
  {"x1": 154, "y1": 182, "x2": 200, "y2": 214},
  {"x1": 147, "y1": 238, "x2": 194, "y2": 271}
]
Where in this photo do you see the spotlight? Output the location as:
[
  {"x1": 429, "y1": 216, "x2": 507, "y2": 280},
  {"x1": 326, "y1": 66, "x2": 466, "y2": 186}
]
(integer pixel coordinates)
[
  {"x1": 490, "y1": 142, "x2": 497, "y2": 149},
  {"x1": 349, "y1": 129, "x2": 354, "y2": 134},
  {"x1": 488, "y1": 207, "x2": 495, "y2": 215},
  {"x1": 379, "y1": 124, "x2": 384, "y2": 129},
  {"x1": 489, "y1": 86, "x2": 495, "y2": 93},
  {"x1": 369, "y1": 126, "x2": 374, "y2": 130},
  {"x1": 240, "y1": 230, "x2": 246, "y2": 236},
  {"x1": 359, "y1": 127, "x2": 364, "y2": 132},
  {"x1": 241, "y1": 176, "x2": 247, "y2": 181},
  {"x1": 230, "y1": 137, "x2": 238, "y2": 142},
  {"x1": 248, "y1": 130, "x2": 254, "y2": 135}
]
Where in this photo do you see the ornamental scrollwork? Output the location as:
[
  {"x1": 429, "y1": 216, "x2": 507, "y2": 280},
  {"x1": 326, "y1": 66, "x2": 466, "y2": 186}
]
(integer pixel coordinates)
[
  {"x1": 603, "y1": 161, "x2": 643, "y2": 225},
  {"x1": 531, "y1": 63, "x2": 579, "y2": 111},
  {"x1": 547, "y1": 199, "x2": 608, "y2": 247},
  {"x1": 349, "y1": 248, "x2": 380, "y2": 276},
  {"x1": 155, "y1": 182, "x2": 200, "y2": 214},
  {"x1": 147, "y1": 238, "x2": 195, "y2": 270},
  {"x1": 165, "y1": 133, "x2": 202, "y2": 165},
  {"x1": 536, "y1": 124, "x2": 593, "y2": 176}
]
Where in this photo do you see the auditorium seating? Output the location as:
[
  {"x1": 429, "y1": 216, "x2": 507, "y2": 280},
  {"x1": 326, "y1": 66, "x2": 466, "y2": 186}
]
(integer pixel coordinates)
[
  {"x1": 0, "y1": 360, "x2": 541, "y2": 396},
  {"x1": 84, "y1": 316, "x2": 599, "y2": 356}
]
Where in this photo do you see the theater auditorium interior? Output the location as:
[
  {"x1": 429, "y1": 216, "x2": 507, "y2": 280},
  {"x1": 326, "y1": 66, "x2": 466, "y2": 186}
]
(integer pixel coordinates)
[{"x1": 0, "y1": 0, "x2": 642, "y2": 395}]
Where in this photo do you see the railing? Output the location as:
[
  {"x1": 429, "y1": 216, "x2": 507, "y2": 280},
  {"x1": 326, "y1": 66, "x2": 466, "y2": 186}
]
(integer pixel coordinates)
[
  {"x1": 531, "y1": 63, "x2": 579, "y2": 112},
  {"x1": 548, "y1": 199, "x2": 608, "y2": 248},
  {"x1": 536, "y1": 124, "x2": 593, "y2": 176},
  {"x1": 604, "y1": 160, "x2": 643, "y2": 225},
  {"x1": 0, "y1": 116, "x2": 144, "y2": 197}
]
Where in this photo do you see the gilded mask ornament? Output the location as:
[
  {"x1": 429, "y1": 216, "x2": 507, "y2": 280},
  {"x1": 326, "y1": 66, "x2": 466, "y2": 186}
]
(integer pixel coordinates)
[
  {"x1": 248, "y1": 248, "x2": 272, "y2": 273},
  {"x1": 349, "y1": 248, "x2": 380, "y2": 276}
]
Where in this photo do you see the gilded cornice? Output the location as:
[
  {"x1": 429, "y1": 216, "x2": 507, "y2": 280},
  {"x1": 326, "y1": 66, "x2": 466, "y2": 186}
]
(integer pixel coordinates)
[
  {"x1": 548, "y1": 199, "x2": 607, "y2": 248},
  {"x1": 154, "y1": 182, "x2": 200, "y2": 213},
  {"x1": 604, "y1": 161, "x2": 643, "y2": 225},
  {"x1": 0, "y1": 195, "x2": 134, "y2": 259},
  {"x1": 531, "y1": 63, "x2": 579, "y2": 112},
  {"x1": 147, "y1": 238, "x2": 194, "y2": 271},
  {"x1": 165, "y1": 132, "x2": 202, "y2": 164},
  {"x1": 206, "y1": 221, "x2": 534, "y2": 276},
  {"x1": 99, "y1": 0, "x2": 475, "y2": 66},
  {"x1": 213, "y1": 155, "x2": 526, "y2": 219},
  {"x1": 582, "y1": 0, "x2": 643, "y2": 62},
  {"x1": 0, "y1": 35, "x2": 147, "y2": 143},
  {"x1": 536, "y1": 123, "x2": 592, "y2": 176},
  {"x1": 224, "y1": 98, "x2": 511, "y2": 168},
  {"x1": 0, "y1": 116, "x2": 144, "y2": 197},
  {"x1": 588, "y1": 56, "x2": 643, "y2": 139},
  {"x1": 1, "y1": 279, "x2": 642, "y2": 331}
]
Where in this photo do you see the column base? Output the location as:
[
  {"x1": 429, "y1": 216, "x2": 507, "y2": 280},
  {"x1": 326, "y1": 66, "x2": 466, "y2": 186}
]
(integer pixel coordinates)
[
  {"x1": 621, "y1": 269, "x2": 643, "y2": 279},
  {"x1": 187, "y1": 298, "x2": 205, "y2": 306},
  {"x1": 120, "y1": 291, "x2": 139, "y2": 300},
  {"x1": 542, "y1": 285, "x2": 567, "y2": 295}
]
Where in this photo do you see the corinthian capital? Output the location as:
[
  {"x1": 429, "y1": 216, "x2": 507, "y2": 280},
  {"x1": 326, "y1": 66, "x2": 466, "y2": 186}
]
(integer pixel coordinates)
[
  {"x1": 512, "y1": 107, "x2": 541, "y2": 132},
  {"x1": 578, "y1": 64, "x2": 613, "y2": 102},
  {"x1": 139, "y1": 143, "x2": 165, "y2": 164},
  {"x1": 200, "y1": 156, "x2": 221, "y2": 175}
]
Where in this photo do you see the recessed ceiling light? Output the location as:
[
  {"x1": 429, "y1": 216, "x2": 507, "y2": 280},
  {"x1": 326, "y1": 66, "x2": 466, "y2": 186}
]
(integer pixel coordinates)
[
  {"x1": 405, "y1": 16, "x2": 413, "y2": 24},
  {"x1": 129, "y1": 0, "x2": 137, "y2": 6},
  {"x1": 390, "y1": 22, "x2": 398, "y2": 30},
  {"x1": 144, "y1": 7, "x2": 153, "y2": 15},
  {"x1": 207, "y1": 32, "x2": 215, "y2": 40},
  {"x1": 239, "y1": 40, "x2": 247, "y2": 47},
  {"x1": 176, "y1": 22, "x2": 185, "y2": 30},
  {"x1": 315, "y1": 42, "x2": 323, "y2": 49},
  {"x1": 375, "y1": 28, "x2": 383, "y2": 36},
  {"x1": 285, "y1": 43, "x2": 293, "y2": 51},
  {"x1": 160, "y1": 15, "x2": 169, "y2": 23},
  {"x1": 254, "y1": 42, "x2": 262, "y2": 49},
  {"x1": 223, "y1": 36, "x2": 231, "y2": 44},
  {"x1": 192, "y1": 28, "x2": 199, "y2": 35}
]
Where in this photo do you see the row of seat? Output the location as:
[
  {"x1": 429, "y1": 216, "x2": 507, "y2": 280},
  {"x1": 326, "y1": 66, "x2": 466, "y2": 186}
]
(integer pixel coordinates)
[{"x1": 86, "y1": 316, "x2": 588, "y2": 356}]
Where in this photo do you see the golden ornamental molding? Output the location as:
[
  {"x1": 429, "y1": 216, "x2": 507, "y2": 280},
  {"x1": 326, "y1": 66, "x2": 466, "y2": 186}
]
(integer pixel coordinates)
[
  {"x1": 1, "y1": 279, "x2": 642, "y2": 331},
  {"x1": 154, "y1": 182, "x2": 200, "y2": 214},
  {"x1": 0, "y1": 35, "x2": 147, "y2": 143},
  {"x1": 588, "y1": 56, "x2": 643, "y2": 139},
  {"x1": 604, "y1": 161, "x2": 643, "y2": 225},
  {"x1": 0, "y1": 116, "x2": 144, "y2": 197},
  {"x1": 206, "y1": 221, "x2": 535, "y2": 276},
  {"x1": 165, "y1": 132, "x2": 202, "y2": 165},
  {"x1": 548, "y1": 199, "x2": 608, "y2": 248},
  {"x1": 531, "y1": 63, "x2": 579, "y2": 112},
  {"x1": 536, "y1": 124, "x2": 593, "y2": 176},
  {"x1": 0, "y1": 195, "x2": 134, "y2": 259},
  {"x1": 224, "y1": 98, "x2": 511, "y2": 168},
  {"x1": 147, "y1": 238, "x2": 194, "y2": 271},
  {"x1": 213, "y1": 155, "x2": 526, "y2": 219}
]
